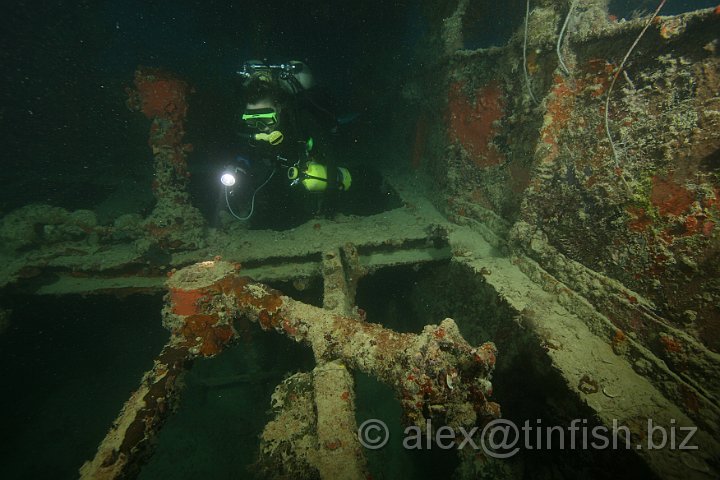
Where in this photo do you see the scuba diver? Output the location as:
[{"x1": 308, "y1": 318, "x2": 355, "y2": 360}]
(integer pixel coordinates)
[{"x1": 220, "y1": 60, "x2": 352, "y2": 229}]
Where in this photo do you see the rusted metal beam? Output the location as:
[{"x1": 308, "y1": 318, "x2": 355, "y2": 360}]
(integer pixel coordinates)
[
  {"x1": 79, "y1": 336, "x2": 191, "y2": 480},
  {"x1": 256, "y1": 248, "x2": 370, "y2": 479},
  {"x1": 82, "y1": 257, "x2": 500, "y2": 479},
  {"x1": 258, "y1": 361, "x2": 369, "y2": 479},
  {"x1": 22, "y1": 221, "x2": 449, "y2": 296},
  {"x1": 163, "y1": 261, "x2": 500, "y2": 429},
  {"x1": 309, "y1": 248, "x2": 368, "y2": 479}
]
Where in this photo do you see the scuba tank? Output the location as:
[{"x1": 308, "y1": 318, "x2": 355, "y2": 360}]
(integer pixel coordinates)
[{"x1": 287, "y1": 161, "x2": 352, "y2": 192}]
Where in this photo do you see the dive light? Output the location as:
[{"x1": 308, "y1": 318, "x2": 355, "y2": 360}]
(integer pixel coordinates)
[
  {"x1": 221, "y1": 165, "x2": 245, "y2": 187},
  {"x1": 220, "y1": 172, "x2": 237, "y2": 187}
]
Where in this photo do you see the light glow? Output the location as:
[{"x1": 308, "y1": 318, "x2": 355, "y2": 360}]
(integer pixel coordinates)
[{"x1": 220, "y1": 172, "x2": 236, "y2": 187}]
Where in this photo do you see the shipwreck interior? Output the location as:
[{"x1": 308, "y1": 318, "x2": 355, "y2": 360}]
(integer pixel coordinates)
[{"x1": 1, "y1": 1, "x2": 719, "y2": 479}]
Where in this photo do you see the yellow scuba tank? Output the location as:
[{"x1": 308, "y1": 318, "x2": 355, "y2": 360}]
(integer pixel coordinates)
[{"x1": 287, "y1": 161, "x2": 352, "y2": 192}]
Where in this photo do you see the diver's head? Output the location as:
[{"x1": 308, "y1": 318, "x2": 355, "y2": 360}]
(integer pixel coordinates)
[
  {"x1": 238, "y1": 60, "x2": 273, "y2": 85},
  {"x1": 242, "y1": 78, "x2": 283, "y2": 133}
]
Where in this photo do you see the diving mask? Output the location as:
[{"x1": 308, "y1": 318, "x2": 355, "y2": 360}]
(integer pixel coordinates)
[{"x1": 242, "y1": 108, "x2": 278, "y2": 130}]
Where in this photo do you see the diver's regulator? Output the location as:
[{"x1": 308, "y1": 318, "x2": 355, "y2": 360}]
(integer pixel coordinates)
[
  {"x1": 251, "y1": 130, "x2": 284, "y2": 146},
  {"x1": 238, "y1": 130, "x2": 284, "y2": 146}
]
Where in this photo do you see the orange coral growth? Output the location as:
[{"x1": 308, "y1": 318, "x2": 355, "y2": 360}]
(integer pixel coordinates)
[
  {"x1": 214, "y1": 273, "x2": 248, "y2": 294},
  {"x1": 651, "y1": 176, "x2": 694, "y2": 216},
  {"x1": 446, "y1": 81, "x2": 505, "y2": 167},
  {"x1": 472, "y1": 342, "x2": 497, "y2": 369},
  {"x1": 214, "y1": 275, "x2": 284, "y2": 315},
  {"x1": 683, "y1": 215, "x2": 700, "y2": 235},
  {"x1": 170, "y1": 287, "x2": 204, "y2": 316},
  {"x1": 659, "y1": 334, "x2": 683, "y2": 354},
  {"x1": 613, "y1": 329, "x2": 626, "y2": 342},
  {"x1": 540, "y1": 75, "x2": 576, "y2": 163},
  {"x1": 180, "y1": 314, "x2": 234, "y2": 356},
  {"x1": 612, "y1": 329, "x2": 627, "y2": 352},
  {"x1": 703, "y1": 188, "x2": 719, "y2": 209},
  {"x1": 281, "y1": 318, "x2": 298, "y2": 337},
  {"x1": 703, "y1": 220, "x2": 715, "y2": 237},
  {"x1": 258, "y1": 309, "x2": 277, "y2": 330},
  {"x1": 585, "y1": 60, "x2": 614, "y2": 98},
  {"x1": 132, "y1": 68, "x2": 190, "y2": 121},
  {"x1": 539, "y1": 60, "x2": 615, "y2": 167},
  {"x1": 324, "y1": 440, "x2": 342, "y2": 450},
  {"x1": 127, "y1": 66, "x2": 196, "y2": 209},
  {"x1": 679, "y1": 213, "x2": 714, "y2": 238},
  {"x1": 548, "y1": 75, "x2": 574, "y2": 124},
  {"x1": 627, "y1": 206, "x2": 653, "y2": 232}
]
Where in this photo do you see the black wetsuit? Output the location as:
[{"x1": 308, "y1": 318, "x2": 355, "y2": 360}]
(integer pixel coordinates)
[{"x1": 229, "y1": 91, "x2": 339, "y2": 229}]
